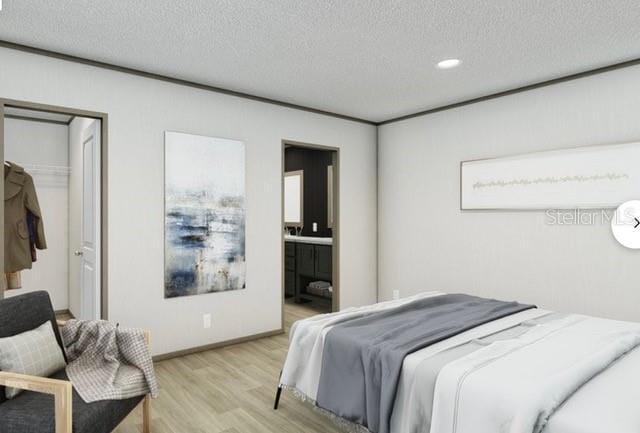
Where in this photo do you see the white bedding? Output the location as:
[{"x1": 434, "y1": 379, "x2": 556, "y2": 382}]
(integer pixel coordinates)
[
  {"x1": 280, "y1": 293, "x2": 640, "y2": 433},
  {"x1": 430, "y1": 315, "x2": 640, "y2": 433},
  {"x1": 390, "y1": 308, "x2": 551, "y2": 433},
  {"x1": 544, "y1": 344, "x2": 640, "y2": 433},
  {"x1": 280, "y1": 291, "x2": 444, "y2": 400}
]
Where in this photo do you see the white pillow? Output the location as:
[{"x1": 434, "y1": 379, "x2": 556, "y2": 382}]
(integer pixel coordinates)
[{"x1": 0, "y1": 321, "x2": 66, "y2": 399}]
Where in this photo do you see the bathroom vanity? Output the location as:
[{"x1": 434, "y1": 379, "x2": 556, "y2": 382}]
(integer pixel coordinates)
[{"x1": 284, "y1": 235, "x2": 333, "y2": 305}]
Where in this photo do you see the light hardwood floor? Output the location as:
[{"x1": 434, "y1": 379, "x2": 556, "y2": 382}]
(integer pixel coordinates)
[{"x1": 115, "y1": 300, "x2": 339, "y2": 433}]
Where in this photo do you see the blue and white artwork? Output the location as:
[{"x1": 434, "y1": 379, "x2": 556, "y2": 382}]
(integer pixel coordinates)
[{"x1": 164, "y1": 131, "x2": 246, "y2": 298}]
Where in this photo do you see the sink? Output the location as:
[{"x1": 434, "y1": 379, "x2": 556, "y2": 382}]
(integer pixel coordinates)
[{"x1": 284, "y1": 234, "x2": 333, "y2": 245}]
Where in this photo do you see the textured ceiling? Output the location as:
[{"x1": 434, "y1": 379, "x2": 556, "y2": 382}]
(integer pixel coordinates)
[{"x1": 1, "y1": 1, "x2": 639, "y2": 122}]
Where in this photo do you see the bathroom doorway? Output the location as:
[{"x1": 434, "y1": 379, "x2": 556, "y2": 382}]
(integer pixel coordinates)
[{"x1": 282, "y1": 141, "x2": 339, "y2": 328}]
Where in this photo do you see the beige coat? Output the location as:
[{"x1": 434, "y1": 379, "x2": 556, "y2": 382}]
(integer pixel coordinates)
[{"x1": 4, "y1": 163, "x2": 47, "y2": 272}]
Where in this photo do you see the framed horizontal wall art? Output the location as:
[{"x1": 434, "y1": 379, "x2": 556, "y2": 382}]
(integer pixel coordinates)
[
  {"x1": 164, "y1": 131, "x2": 246, "y2": 298},
  {"x1": 460, "y1": 141, "x2": 640, "y2": 210}
]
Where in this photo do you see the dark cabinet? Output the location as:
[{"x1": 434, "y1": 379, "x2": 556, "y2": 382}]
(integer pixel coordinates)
[
  {"x1": 285, "y1": 256, "x2": 296, "y2": 272},
  {"x1": 285, "y1": 242, "x2": 296, "y2": 257},
  {"x1": 314, "y1": 245, "x2": 332, "y2": 281},
  {"x1": 296, "y1": 243, "x2": 331, "y2": 279},
  {"x1": 296, "y1": 243, "x2": 316, "y2": 276},
  {"x1": 285, "y1": 242, "x2": 296, "y2": 297},
  {"x1": 286, "y1": 241, "x2": 333, "y2": 304},
  {"x1": 285, "y1": 270, "x2": 296, "y2": 297}
]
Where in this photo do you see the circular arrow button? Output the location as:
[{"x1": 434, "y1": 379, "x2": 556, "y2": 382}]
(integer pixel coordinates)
[{"x1": 612, "y1": 200, "x2": 640, "y2": 249}]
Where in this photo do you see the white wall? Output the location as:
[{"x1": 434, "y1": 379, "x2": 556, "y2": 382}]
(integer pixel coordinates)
[
  {"x1": 4, "y1": 118, "x2": 69, "y2": 311},
  {"x1": 0, "y1": 47, "x2": 378, "y2": 356},
  {"x1": 379, "y1": 64, "x2": 640, "y2": 323}
]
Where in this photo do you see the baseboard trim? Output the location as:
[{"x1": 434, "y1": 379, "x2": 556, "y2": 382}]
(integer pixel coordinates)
[
  {"x1": 152, "y1": 328, "x2": 285, "y2": 362},
  {"x1": 54, "y1": 309, "x2": 75, "y2": 318}
]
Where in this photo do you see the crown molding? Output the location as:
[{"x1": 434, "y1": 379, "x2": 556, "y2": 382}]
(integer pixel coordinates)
[
  {"x1": 3, "y1": 39, "x2": 640, "y2": 127},
  {"x1": 379, "y1": 56, "x2": 640, "y2": 125},
  {"x1": 0, "y1": 40, "x2": 376, "y2": 126}
]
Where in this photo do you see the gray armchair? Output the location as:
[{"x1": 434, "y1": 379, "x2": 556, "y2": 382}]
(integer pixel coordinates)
[{"x1": 0, "y1": 291, "x2": 151, "y2": 433}]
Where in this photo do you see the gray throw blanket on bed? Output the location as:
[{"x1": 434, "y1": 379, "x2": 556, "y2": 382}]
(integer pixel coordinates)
[
  {"x1": 316, "y1": 293, "x2": 535, "y2": 433},
  {"x1": 60, "y1": 320, "x2": 159, "y2": 403}
]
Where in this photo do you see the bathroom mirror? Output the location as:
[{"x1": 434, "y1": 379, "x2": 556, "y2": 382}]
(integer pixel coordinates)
[{"x1": 284, "y1": 170, "x2": 304, "y2": 227}]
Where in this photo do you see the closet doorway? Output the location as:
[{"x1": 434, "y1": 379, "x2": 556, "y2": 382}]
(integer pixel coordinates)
[{"x1": 0, "y1": 99, "x2": 108, "y2": 320}]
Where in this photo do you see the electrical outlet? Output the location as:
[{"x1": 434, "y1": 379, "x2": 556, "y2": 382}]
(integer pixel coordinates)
[
  {"x1": 203, "y1": 313, "x2": 212, "y2": 329},
  {"x1": 392, "y1": 290, "x2": 400, "y2": 300},
  {"x1": 312, "y1": 222, "x2": 318, "y2": 232}
]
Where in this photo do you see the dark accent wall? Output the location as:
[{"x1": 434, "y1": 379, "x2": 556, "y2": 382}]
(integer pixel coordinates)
[{"x1": 285, "y1": 147, "x2": 333, "y2": 237}]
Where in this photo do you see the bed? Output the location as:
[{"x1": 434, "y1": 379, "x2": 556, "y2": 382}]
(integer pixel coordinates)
[{"x1": 277, "y1": 292, "x2": 640, "y2": 433}]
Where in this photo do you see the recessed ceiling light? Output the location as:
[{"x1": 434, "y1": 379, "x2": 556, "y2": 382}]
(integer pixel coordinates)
[{"x1": 437, "y1": 59, "x2": 462, "y2": 69}]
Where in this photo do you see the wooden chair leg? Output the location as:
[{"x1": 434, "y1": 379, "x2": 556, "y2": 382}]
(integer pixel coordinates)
[
  {"x1": 54, "y1": 381, "x2": 73, "y2": 433},
  {"x1": 142, "y1": 330, "x2": 152, "y2": 433},
  {"x1": 142, "y1": 394, "x2": 151, "y2": 433}
]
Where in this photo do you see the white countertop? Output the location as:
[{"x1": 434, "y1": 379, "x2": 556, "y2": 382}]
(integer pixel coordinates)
[{"x1": 284, "y1": 235, "x2": 333, "y2": 245}]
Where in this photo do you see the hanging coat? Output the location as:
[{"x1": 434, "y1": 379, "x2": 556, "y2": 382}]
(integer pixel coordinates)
[{"x1": 4, "y1": 163, "x2": 47, "y2": 272}]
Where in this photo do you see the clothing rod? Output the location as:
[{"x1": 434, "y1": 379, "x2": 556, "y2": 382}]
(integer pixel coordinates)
[
  {"x1": 11, "y1": 163, "x2": 71, "y2": 176},
  {"x1": 19, "y1": 163, "x2": 71, "y2": 170}
]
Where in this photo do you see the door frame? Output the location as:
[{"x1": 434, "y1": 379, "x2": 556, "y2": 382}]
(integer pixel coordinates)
[
  {"x1": 281, "y1": 140, "x2": 340, "y2": 323},
  {"x1": 0, "y1": 98, "x2": 109, "y2": 320}
]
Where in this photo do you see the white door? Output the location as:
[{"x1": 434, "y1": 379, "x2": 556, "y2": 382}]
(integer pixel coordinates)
[{"x1": 73, "y1": 119, "x2": 101, "y2": 320}]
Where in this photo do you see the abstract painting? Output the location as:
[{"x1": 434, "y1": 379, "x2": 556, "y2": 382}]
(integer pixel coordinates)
[
  {"x1": 165, "y1": 131, "x2": 246, "y2": 298},
  {"x1": 460, "y1": 141, "x2": 640, "y2": 210}
]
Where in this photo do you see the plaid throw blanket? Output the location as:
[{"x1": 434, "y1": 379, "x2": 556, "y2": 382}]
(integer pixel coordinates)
[{"x1": 60, "y1": 320, "x2": 159, "y2": 403}]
